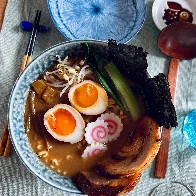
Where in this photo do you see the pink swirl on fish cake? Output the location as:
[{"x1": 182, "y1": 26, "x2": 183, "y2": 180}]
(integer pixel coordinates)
[
  {"x1": 82, "y1": 143, "x2": 107, "y2": 158},
  {"x1": 85, "y1": 119, "x2": 109, "y2": 144}
]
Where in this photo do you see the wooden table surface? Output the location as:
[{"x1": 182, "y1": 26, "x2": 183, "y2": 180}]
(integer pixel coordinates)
[{"x1": 0, "y1": 0, "x2": 8, "y2": 29}]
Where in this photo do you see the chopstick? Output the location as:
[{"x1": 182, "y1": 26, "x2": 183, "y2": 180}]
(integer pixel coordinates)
[
  {"x1": 20, "y1": 10, "x2": 41, "y2": 72},
  {"x1": 0, "y1": 10, "x2": 42, "y2": 158}
]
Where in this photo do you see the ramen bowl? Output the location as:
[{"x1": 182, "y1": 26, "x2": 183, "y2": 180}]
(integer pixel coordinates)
[{"x1": 8, "y1": 40, "x2": 162, "y2": 195}]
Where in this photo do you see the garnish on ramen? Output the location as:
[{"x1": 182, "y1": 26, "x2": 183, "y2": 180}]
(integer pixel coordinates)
[
  {"x1": 68, "y1": 80, "x2": 108, "y2": 115},
  {"x1": 44, "y1": 104, "x2": 85, "y2": 143}
]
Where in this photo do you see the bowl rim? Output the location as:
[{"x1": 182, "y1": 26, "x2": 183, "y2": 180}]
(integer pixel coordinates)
[
  {"x1": 47, "y1": 0, "x2": 147, "y2": 43},
  {"x1": 8, "y1": 40, "x2": 109, "y2": 194}
]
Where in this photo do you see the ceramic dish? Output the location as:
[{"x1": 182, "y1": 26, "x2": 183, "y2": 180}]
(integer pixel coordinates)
[
  {"x1": 152, "y1": 0, "x2": 196, "y2": 30},
  {"x1": 8, "y1": 40, "x2": 163, "y2": 195},
  {"x1": 47, "y1": 0, "x2": 146, "y2": 43}
]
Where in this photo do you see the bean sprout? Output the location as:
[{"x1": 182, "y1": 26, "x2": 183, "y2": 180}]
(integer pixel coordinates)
[{"x1": 44, "y1": 56, "x2": 93, "y2": 96}]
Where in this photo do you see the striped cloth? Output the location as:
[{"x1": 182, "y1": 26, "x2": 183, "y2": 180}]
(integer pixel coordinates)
[{"x1": 0, "y1": 0, "x2": 196, "y2": 195}]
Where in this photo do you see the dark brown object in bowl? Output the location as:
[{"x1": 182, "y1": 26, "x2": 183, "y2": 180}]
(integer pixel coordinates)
[
  {"x1": 75, "y1": 171, "x2": 141, "y2": 196},
  {"x1": 163, "y1": 2, "x2": 193, "y2": 26}
]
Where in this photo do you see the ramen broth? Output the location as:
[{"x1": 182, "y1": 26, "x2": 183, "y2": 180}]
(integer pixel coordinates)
[{"x1": 24, "y1": 55, "x2": 143, "y2": 178}]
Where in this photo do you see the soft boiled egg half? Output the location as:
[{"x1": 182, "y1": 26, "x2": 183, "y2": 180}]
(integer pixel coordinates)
[
  {"x1": 68, "y1": 80, "x2": 108, "y2": 115},
  {"x1": 44, "y1": 104, "x2": 85, "y2": 143}
]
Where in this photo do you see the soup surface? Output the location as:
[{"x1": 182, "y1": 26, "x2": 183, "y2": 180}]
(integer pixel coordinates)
[{"x1": 25, "y1": 54, "x2": 143, "y2": 178}]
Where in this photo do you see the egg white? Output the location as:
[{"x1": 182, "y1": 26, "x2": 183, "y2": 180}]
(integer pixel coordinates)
[
  {"x1": 68, "y1": 80, "x2": 108, "y2": 115},
  {"x1": 44, "y1": 104, "x2": 85, "y2": 144}
]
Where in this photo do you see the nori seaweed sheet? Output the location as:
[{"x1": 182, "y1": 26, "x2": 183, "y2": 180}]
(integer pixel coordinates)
[
  {"x1": 140, "y1": 74, "x2": 178, "y2": 128},
  {"x1": 108, "y1": 39, "x2": 148, "y2": 86}
]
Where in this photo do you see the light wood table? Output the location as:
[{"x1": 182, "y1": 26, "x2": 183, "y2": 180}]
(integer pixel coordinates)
[{"x1": 0, "y1": 0, "x2": 7, "y2": 29}]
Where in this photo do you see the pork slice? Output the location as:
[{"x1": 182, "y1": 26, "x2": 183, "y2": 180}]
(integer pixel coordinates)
[
  {"x1": 113, "y1": 129, "x2": 143, "y2": 160},
  {"x1": 118, "y1": 172, "x2": 141, "y2": 195},
  {"x1": 75, "y1": 171, "x2": 141, "y2": 196},
  {"x1": 96, "y1": 116, "x2": 161, "y2": 178}
]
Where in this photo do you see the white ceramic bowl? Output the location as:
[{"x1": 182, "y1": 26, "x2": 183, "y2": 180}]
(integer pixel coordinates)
[{"x1": 152, "y1": 0, "x2": 196, "y2": 30}]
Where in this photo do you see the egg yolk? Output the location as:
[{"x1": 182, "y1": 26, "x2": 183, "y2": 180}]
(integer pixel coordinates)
[
  {"x1": 47, "y1": 108, "x2": 76, "y2": 136},
  {"x1": 73, "y1": 83, "x2": 98, "y2": 108}
]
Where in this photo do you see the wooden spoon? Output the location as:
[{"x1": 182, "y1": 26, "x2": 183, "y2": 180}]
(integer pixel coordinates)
[{"x1": 155, "y1": 22, "x2": 196, "y2": 178}]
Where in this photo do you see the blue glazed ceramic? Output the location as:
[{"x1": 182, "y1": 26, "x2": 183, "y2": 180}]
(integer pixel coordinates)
[
  {"x1": 183, "y1": 110, "x2": 196, "y2": 148},
  {"x1": 47, "y1": 0, "x2": 146, "y2": 43},
  {"x1": 8, "y1": 40, "x2": 107, "y2": 194}
]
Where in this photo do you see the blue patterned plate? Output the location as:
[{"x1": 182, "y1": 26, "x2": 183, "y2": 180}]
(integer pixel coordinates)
[
  {"x1": 47, "y1": 0, "x2": 146, "y2": 43},
  {"x1": 8, "y1": 40, "x2": 108, "y2": 194}
]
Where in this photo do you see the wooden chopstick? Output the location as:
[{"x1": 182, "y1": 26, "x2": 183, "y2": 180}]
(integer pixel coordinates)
[
  {"x1": 0, "y1": 121, "x2": 9, "y2": 156},
  {"x1": 0, "y1": 0, "x2": 7, "y2": 30},
  {"x1": 0, "y1": 10, "x2": 42, "y2": 158},
  {"x1": 154, "y1": 58, "x2": 179, "y2": 178}
]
